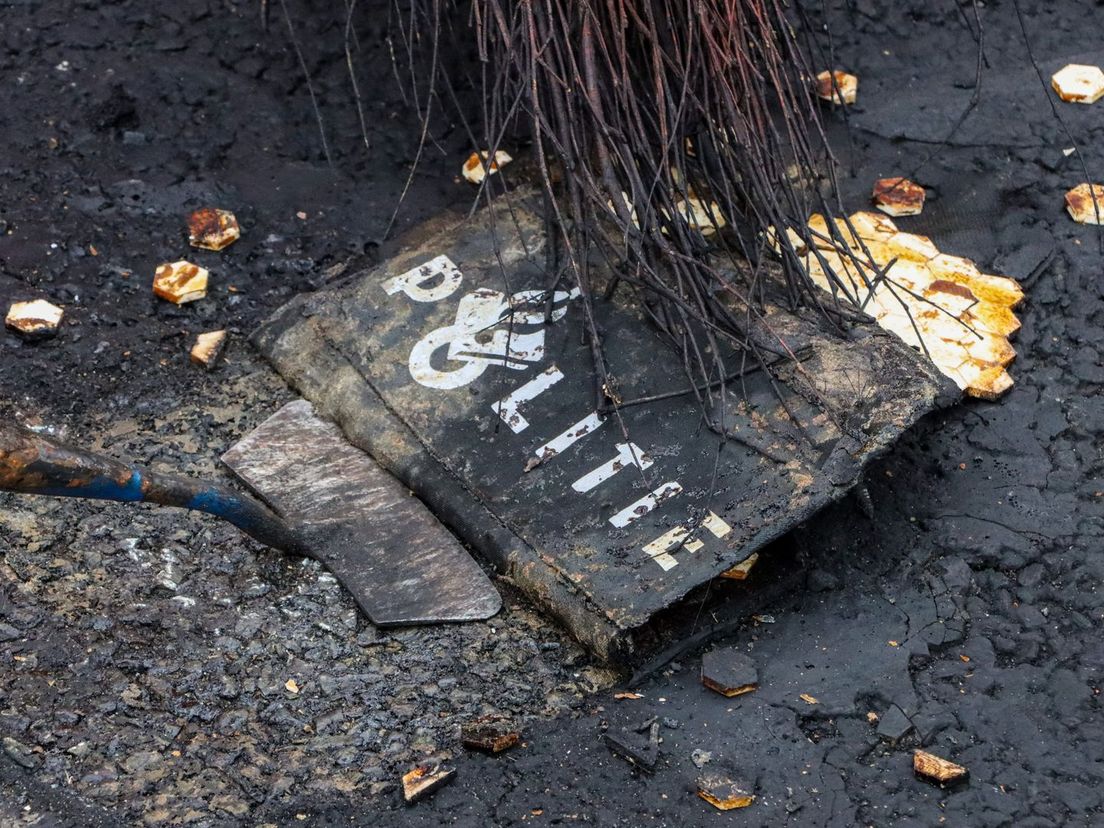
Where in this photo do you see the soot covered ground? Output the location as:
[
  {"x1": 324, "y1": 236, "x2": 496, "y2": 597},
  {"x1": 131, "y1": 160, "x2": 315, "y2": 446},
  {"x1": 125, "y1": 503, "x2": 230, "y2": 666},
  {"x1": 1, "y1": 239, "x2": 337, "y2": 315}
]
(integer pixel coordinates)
[{"x1": 2, "y1": 1, "x2": 1103, "y2": 826}]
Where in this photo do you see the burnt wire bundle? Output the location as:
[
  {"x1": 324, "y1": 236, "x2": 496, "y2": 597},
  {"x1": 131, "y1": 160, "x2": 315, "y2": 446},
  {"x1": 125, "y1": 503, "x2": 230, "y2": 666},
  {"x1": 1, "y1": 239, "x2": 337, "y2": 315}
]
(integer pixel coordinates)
[{"x1": 391, "y1": 0, "x2": 873, "y2": 433}]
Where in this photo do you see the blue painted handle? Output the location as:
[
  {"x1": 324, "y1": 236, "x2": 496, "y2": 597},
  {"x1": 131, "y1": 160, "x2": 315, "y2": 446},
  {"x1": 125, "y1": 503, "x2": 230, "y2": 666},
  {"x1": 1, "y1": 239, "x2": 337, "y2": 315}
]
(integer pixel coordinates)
[{"x1": 0, "y1": 422, "x2": 305, "y2": 555}]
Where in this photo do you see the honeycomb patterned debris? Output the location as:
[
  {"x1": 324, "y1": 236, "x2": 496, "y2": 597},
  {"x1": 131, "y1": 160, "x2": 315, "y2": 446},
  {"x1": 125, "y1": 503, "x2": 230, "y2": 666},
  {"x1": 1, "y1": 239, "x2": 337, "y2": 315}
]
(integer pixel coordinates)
[{"x1": 797, "y1": 211, "x2": 1023, "y2": 400}]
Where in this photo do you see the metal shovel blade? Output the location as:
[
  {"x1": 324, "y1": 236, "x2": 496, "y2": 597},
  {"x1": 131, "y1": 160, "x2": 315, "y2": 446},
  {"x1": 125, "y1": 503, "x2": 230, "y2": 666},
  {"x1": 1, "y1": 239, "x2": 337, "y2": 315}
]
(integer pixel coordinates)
[{"x1": 221, "y1": 400, "x2": 501, "y2": 625}]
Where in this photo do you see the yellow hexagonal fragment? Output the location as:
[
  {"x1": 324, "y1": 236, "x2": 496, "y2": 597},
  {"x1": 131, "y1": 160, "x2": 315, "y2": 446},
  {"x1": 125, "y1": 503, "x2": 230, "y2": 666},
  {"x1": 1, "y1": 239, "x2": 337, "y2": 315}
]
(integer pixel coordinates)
[
  {"x1": 883, "y1": 231, "x2": 939, "y2": 262},
  {"x1": 815, "y1": 70, "x2": 857, "y2": 105},
  {"x1": 674, "y1": 197, "x2": 726, "y2": 237},
  {"x1": 807, "y1": 213, "x2": 865, "y2": 250},
  {"x1": 153, "y1": 261, "x2": 209, "y2": 304},
  {"x1": 765, "y1": 225, "x2": 808, "y2": 256},
  {"x1": 1051, "y1": 64, "x2": 1104, "y2": 104},
  {"x1": 929, "y1": 254, "x2": 1024, "y2": 309},
  {"x1": 720, "y1": 552, "x2": 759, "y2": 580},
  {"x1": 1065, "y1": 183, "x2": 1104, "y2": 225},
  {"x1": 187, "y1": 208, "x2": 240, "y2": 251},
  {"x1": 462, "y1": 150, "x2": 512, "y2": 185},
  {"x1": 697, "y1": 775, "x2": 754, "y2": 810},
  {"x1": 5, "y1": 299, "x2": 63, "y2": 338},
  {"x1": 848, "y1": 210, "x2": 899, "y2": 239},
  {"x1": 190, "y1": 330, "x2": 227, "y2": 370},
  {"x1": 872, "y1": 177, "x2": 925, "y2": 217}
]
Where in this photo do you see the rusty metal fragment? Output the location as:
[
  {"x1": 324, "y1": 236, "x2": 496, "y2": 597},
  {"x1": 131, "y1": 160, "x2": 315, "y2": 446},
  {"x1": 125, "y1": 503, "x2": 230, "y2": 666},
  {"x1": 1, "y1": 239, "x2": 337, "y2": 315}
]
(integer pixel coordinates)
[
  {"x1": 153, "y1": 261, "x2": 208, "y2": 304},
  {"x1": 401, "y1": 760, "x2": 456, "y2": 803},
  {"x1": 190, "y1": 330, "x2": 227, "y2": 370},
  {"x1": 5, "y1": 299, "x2": 63, "y2": 338},
  {"x1": 460, "y1": 714, "x2": 519, "y2": 754},
  {"x1": 697, "y1": 774, "x2": 754, "y2": 810},
  {"x1": 701, "y1": 649, "x2": 758, "y2": 698},
  {"x1": 872, "y1": 177, "x2": 925, "y2": 217},
  {"x1": 815, "y1": 70, "x2": 857, "y2": 105},
  {"x1": 1051, "y1": 64, "x2": 1104, "y2": 104},
  {"x1": 187, "y1": 207, "x2": 240, "y2": 251},
  {"x1": 222, "y1": 401, "x2": 500, "y2": 625},
  {"x1": 1065, "y1": 183, "x2": 1104, "y2": 225},
  {"x1": 913, "y1": 749, "x2": 968, "y2": 786}
]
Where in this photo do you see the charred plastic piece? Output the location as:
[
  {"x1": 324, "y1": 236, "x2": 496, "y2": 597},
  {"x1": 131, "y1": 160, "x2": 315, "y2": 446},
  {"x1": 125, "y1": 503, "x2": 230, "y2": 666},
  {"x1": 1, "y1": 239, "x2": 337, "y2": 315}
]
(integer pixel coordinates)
[
  {"x1": 252, "y1": 198, "x2": 954, "y2": 661},
  {"x1": 5, "y1": 299, "x2": 63, "y2": 339},
  {"x1": 606, "y1": 192, "x2": 726, "y2": 237},
  {"x1": 187, "y1": 207, "x2": 241, "y2": 251},
  {"x1": 701, "y1": 649, "x2": 759, "y2": 697},
  {"x1": 913, "y1": 750, "x2": 968, "y2": 786},
  {"x1": 191, "y1": 330, "x2": 227, "y2": 370},
  {"x1": 402, "y1": 760, "x2": 456, "y2": 803},
  {"x1": 154, "y1": 260, "x2": 209, "y2": 304},
  {"x1": 1051, "y1": 64, "x2": 1104, "y2": 104},
  {"x1": 872, "y1": 178, "x2": 925, "y2": 217},
  {"x1": 697, "y1": 774, "x2": 755, "y2": 810},
  {"x1": 815, "y1": 70, "x2": 857, "y2": 105},
  {"x1": 1065, "y1": 183, "x2": 1104, "y2": 225},
  {"x1": 876, "y1": 706, "x2": 914, "y2": 742},
  {"x1": 604, "y1": 722, "x2": 660, "y2": 774},
  {"x1": 461, "y1": 714, "x2": 520, "y2": 754}
]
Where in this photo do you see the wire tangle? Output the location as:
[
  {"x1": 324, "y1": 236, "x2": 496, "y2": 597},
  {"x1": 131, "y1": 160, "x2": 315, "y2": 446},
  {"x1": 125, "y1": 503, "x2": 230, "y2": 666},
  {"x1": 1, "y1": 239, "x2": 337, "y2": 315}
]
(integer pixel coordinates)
[{"x1": 398, "y1": 0, "x2": 873, "y2": 435}]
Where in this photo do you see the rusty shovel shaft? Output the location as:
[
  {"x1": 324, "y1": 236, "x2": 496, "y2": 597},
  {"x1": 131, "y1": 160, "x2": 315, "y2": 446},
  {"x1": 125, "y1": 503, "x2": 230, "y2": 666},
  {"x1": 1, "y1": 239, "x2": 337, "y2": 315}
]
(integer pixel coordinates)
[{"x1": 0, "y1": 421, "x2": 306, "y2": 555}]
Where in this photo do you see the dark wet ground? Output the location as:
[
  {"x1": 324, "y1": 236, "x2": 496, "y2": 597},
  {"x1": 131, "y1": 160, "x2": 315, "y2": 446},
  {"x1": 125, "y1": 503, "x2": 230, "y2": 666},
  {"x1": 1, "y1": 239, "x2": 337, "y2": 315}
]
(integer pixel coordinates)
[{"x1": 2, "y1": 1, "x2": 1103, "y2": 825}]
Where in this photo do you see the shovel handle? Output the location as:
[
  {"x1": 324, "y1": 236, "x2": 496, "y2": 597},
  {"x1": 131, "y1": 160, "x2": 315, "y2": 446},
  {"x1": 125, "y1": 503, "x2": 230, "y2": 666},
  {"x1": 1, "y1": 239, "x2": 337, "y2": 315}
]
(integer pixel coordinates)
[{"x1": 0, "y1": 421, "x2": 306, "y2": 555}]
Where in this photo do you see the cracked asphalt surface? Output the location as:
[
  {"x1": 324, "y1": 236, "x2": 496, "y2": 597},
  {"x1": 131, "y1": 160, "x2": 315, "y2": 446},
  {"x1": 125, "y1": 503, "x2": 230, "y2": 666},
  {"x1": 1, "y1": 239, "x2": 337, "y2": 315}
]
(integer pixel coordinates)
[{"x1": 2, "y1": 0, "x2": 1104, "y2": 825}]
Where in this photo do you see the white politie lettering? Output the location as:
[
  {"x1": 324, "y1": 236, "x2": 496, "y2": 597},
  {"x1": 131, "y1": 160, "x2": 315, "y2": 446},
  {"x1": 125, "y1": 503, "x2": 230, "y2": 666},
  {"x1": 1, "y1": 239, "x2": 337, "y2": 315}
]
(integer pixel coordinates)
[
  {"x1": 493, "y1": 366, "x2": 564, "y2": 433},
  {"x1": 409, "y1": 286, "x2": 579, "y2": 389},
  {"x1": 382, "y1": 255, "x2": 463, "y2": 302},
  {"x1": 386, "y1": 255, "x2": 706, "y2": 573},
  {"x1": 638, "y1": 509, "x2": 732, "y2": 570},
  {"x1": 701, "y1": 511, "x2": 732, "y2": 538},
  {"x1": 642, "y1": 526, "x2": 703, "y2": 571},
  {"x1": 572, "y1": 442, "x2": 652, "y2": 493},
  {"x1": 534, "y1": 412, "x2": 604, "y2": 461},
  {"x1": 608, "y1": 481, "x2": 683, "y2": 528}
]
